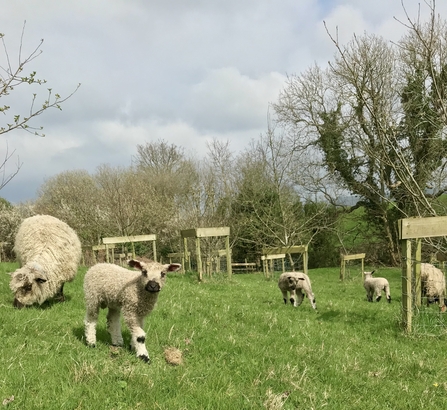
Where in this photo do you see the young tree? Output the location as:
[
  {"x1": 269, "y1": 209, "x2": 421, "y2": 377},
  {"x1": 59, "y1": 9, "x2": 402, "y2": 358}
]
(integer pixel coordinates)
[
  {"x1": 230, "y1": 127, "x2": 312, "y2": 265},
  {"x1": 0, "y1": 24, "x2": 80, "y2": 189}
]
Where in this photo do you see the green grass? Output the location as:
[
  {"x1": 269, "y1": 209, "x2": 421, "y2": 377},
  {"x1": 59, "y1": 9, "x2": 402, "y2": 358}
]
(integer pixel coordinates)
[{"x1": 2, "y1": 263, "x2": 447, "y2": 409}]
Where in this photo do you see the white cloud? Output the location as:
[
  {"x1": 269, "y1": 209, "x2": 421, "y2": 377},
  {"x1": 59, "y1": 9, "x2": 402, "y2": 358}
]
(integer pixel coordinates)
[
  {"x1": 186, "y1": 67, "x2": 285, "y2": 132},
  {"x1": 2, "y1": 0, "x2": 447, "y2": 203}
]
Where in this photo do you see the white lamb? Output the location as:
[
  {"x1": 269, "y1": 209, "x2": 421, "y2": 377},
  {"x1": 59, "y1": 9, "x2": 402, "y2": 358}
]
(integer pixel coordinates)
[
  {"x1": 420, "y1": 263, "x2": 446, "y2": 306},
  {"x1": 83, "y1": 259, "x2": 181, "y2": 363},
  {"x1": 363, "y1": 271, "x2": 391, "y2": 303},
  {"x1": 9, "y1": 214, "x2": 82, "y2": 308},
  {"x1": 278, "y1": 271, "x2": 317, "y2": 310}
]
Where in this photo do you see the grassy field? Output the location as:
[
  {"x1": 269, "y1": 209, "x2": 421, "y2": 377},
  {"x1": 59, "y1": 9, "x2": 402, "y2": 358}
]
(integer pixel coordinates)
[{"x1": 1, "y1": 262, "x2": 447, "y2": 409}]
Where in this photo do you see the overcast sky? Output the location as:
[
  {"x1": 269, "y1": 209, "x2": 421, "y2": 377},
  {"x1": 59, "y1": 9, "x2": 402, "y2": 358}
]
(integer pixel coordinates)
[{"x1": 1, "y1": 0, "x2": 445, "y2": 203}]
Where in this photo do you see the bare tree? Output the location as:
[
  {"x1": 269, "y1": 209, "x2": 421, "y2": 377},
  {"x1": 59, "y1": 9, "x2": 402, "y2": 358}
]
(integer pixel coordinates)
[
  {"x1": 35, "y1": 170, "x2": 104, "y2": 244},
  {"x1": 94, "y1": 165, "x2": 152, "y2": 238},
  {"x1": 133, "y1": 139, "x2": 200, "y2": 228},
  {"x1": 230, "y1": 123, "x2": 335, "y2": 266},
  {"x1": 274, "y1": 1, "x2": 447, "y2": 265}
]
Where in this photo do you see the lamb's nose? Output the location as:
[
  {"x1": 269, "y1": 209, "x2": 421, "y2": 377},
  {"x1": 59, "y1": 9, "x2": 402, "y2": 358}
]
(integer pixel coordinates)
[{"x1": 145, "y1": 281, "x2": 160, "y2": 292}]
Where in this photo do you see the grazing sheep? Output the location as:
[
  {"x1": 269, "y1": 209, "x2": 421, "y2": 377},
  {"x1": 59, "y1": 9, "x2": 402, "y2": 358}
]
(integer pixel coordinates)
[
  {"x1": 278, "y1": 271, "x2": 317, "y2": 310},
  {"x1": 363, "y1": 271, "x2": 391, "y2": 303},
  {"x1": 420, "y1": 263, "x2": 446, "y2": 306},
  {"x1": 9, "y1": 215, "x2": 82, "y2": 308},
  {"x1": 84, "y1": 259, "x2": 181, "y2": 363}
]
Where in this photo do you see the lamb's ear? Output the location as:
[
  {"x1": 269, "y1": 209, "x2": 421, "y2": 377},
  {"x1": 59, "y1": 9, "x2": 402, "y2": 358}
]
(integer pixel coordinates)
[
  {"x1": 163, "y1": 263, "x2": 182, "y2": 273},
  {"x1": 128, "y1": 260, "x2": 144, "y2": 271},
  {"x1": 298, "y1": 278, "x2": 305, "y2": 281},
  {"x1": 371, "y1": 270, "x2": 375, "y2": 275}
]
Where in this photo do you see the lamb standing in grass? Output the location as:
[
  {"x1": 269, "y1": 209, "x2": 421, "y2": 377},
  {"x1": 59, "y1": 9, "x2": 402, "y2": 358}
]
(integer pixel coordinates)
[
  {"x1": 278, "y1": 271, "x2": 317, "y2": 310},
  {"x1": 9, "y1": 214, "x2": 82, "y2": 308},
  {"x1": 363, "y1": 271, "x2": 391, "y2": 303},
  {"x1": 421, "y1": 263, "x2": 446, "y2": 306},
  {"x1": 84, "y1": 259, "x2": 181, "y2": 363}
]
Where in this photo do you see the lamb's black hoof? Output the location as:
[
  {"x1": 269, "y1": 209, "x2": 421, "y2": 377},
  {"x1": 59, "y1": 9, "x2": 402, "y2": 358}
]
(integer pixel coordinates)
[{"x1": 138, "y1": 355, "x2": 151, "y2": 364}]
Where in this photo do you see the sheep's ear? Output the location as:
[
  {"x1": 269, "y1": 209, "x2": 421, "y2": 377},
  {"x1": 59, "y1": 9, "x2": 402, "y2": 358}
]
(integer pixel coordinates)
[
  {"x1": 163, "y1": 263, "x2": 182, "y2": 273},
  {"x1": 128, "y1": 260, "x2": 144, "y2": 271},
  {"x1": 35, "y1": 276, "x2": 47, "y2": 284},
  {"x1": 371, "y1": 270, "x2": 375, "y2": 275},
  {"x1": 33, "y1": 271, "x2": 48, "y2": 284},
  {"x1": 29, "y1": 262, "x2": 47, "y2": 283}
]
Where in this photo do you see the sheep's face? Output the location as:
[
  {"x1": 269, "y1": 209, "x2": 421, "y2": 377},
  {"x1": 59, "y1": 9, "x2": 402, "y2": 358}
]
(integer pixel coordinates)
[
  {"x1": 128, "y1": 259, "x2": 181, "y2": 293},
  {"x1": 286, "y1": 275, "x2": 305, "y2": 290},
  {"x1": 9, "y1": 262, "x2": 48, "y2": 308}
]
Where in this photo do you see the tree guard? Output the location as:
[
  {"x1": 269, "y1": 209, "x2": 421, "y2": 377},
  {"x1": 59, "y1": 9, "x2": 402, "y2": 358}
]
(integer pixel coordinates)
[
  {"x1": 262, "y1": 245, "x2": 308, "y2": 278},
  {"x1": 102, "y1": 234, "x2": 157, "y2": 263},
  {"x1": 398, "y1": 216, "x2": 447, "y2": 333},
  {"x1": 181, "y1": 227, "x2": 232, "y2": 281},
  {"x1": 340, "y1": 253, "x2": 366, "y2": 281}
]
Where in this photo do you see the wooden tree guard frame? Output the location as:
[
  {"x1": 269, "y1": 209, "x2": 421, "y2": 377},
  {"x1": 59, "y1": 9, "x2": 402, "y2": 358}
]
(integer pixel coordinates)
[
  {"x1": 340, "y1": 253, "x2": 366, "y2": 281},
  {"x1": 102, "y1": 234, "x2": 157, "y2": 263},
  {"x1": 398, "y1": 216, "x2": 447, "y2": 333},
  {"x1": 91, "y1": 244, "x2": 116, "y2": 264},
  {"x1": 261, "y1": 253, "x2": 286, "y2": 278},
  {"x1": 180, "y1": 227, "x2": 232, "y2": 280},
  {"x1": 261, "y1": 245, "x2": 308, "y2": 278}
]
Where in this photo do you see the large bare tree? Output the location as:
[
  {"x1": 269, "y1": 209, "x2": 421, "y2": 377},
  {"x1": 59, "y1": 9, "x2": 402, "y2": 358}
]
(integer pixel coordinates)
[{"x1": 274, "y1": 1, "x2": 447, "y2": 265}]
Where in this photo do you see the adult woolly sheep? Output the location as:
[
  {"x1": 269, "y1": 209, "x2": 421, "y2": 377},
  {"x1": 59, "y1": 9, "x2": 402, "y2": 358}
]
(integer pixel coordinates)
[
  {"x1": 9, "y1": 214, "x2": 82, "y2": 308},
  {"x1": 420, "y1": 263, "x2": 446, "y2": 306},
  {"x1": 363, "y1": 271, "x2": 391, "y2": 303},
  {"x1": 278, "y1": 271, "x2": 317, "y2": 310},
  {"x1": 83, "y1": 259, "x2": 181, "y2": 363}
]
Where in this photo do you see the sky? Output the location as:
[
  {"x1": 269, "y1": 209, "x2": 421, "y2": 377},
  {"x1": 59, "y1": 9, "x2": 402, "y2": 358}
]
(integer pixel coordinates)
[{"x1": 1, "y1": 0, "x2": 446, "y2": 203}]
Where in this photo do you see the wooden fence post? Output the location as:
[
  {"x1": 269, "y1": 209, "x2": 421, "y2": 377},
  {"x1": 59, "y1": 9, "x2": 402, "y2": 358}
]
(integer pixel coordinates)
[{"x1": 402, "y1": 239, "x2": 412, "y2": 333}]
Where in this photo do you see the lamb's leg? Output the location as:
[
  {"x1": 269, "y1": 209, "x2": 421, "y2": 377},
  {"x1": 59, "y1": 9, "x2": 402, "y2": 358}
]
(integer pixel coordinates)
[
  {"x1": 289, "y1": 289, "x2": 297, "y2": 306},
  {"x1": 295, "y1": 289, "x2": 304, "y2": 307},
  {"x1": 281, "y1": 290, "x2": 288, "y2": 304},
  {"x1": 107, "y1": 308, "x2": 123, "y2": 346},
  {"x1": 375, "y1": 289, "x2": 382, "y2": 302},
  {"x1": 84, "y1": 306, "x2": 99, "y2": 347},
  {"x1": 126, "y1": 315, "x2": 150, "y2": 363},
  {"x1": 385, "y1": 286, "x2": 391, "y2": 303},
  {"x1": 305, "y1": 290, "x2": 317, "y2": 310}
]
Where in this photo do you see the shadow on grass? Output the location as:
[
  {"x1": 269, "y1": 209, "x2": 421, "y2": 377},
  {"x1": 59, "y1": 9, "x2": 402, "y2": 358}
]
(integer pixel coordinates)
[
  {"x1": 6, "y1": 294, "x2": 74, "y2": 310},
  {"x1": 318, "y1": 308, "x2": 398, "y2": 331},
  {"x1": 72, "y1": 325, "x2": 132, "y2": 348},
  {"x1": 35, "y1": 295, "x2": 73, "y2": 310},
  {"x1": 317, "y1": 310, "x2": 342, "y2": 321}
]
